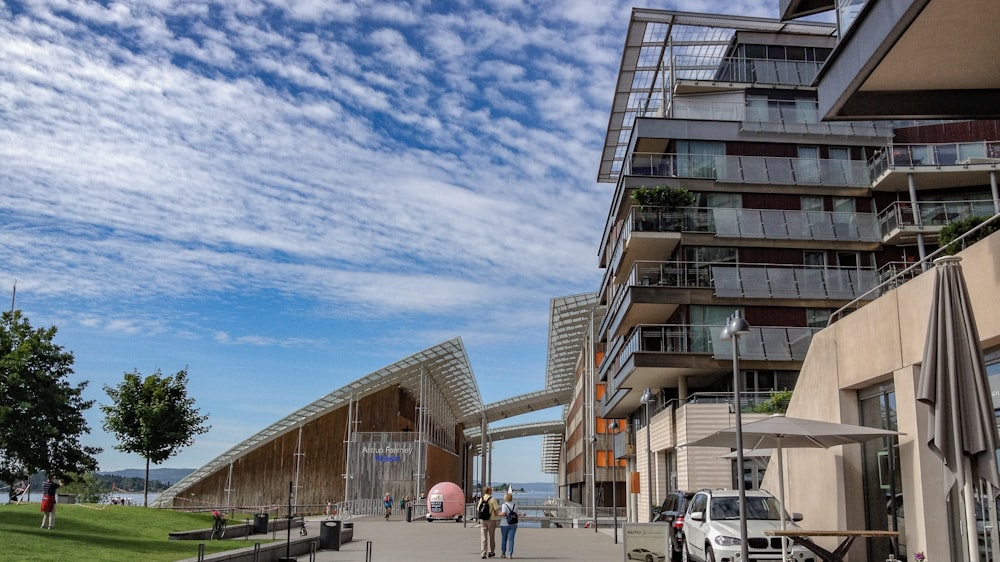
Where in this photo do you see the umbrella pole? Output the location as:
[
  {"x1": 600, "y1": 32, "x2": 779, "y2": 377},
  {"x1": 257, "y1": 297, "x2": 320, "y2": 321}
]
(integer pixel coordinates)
[
  {"x1": 778, "y1": 440, "x2": 788, "y2": 562},
  {"x1": 964, "y1": 465, "x2": 981, "y2": 562}
]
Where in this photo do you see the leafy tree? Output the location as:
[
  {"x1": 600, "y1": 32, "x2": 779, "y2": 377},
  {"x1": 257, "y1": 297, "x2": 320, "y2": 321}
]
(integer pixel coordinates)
[
  {"x1": 938, "y1": 215, "x2": 999, "y2": 255},
  {"x1": 60, "y1": 471, "x2": 105, "y2": 503},
  {"x1": 101, "y1": 368, "x2": 210, "y2": 506},
  {"x1": 0, "y1": 310, "x2": 101, "y2": 488},
  {"x1": 752, "y1": 389, "x2": 793, "y2": 414}
]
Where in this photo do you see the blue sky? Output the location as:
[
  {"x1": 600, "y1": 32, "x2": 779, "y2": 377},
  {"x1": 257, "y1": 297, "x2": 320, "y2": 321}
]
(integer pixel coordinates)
[{"x1": 0, "y1": 0, "x2": 777, "y2": 484}]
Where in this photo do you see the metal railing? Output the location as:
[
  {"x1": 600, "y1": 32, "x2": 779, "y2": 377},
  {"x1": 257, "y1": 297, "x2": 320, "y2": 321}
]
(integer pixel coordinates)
[
  {"x1": 868, "y1": 140, "x2": 1000, "y2": 180},
  {"x1": 627, "y1": 152, "x2": 870, "y2": 187},
  {"x1": 877, "y1": 199, "x2": 997, "y2": 236},
  {"x1": 603, "y1": 324, "x2": 820, "y2": 396},
  {"x1": 829, "y1": 212, "x2": 1000, "y2": 324},
  {"x1": 610, "y1": 260, "x2": 874, "y2": 309},
  {"x1": 622, "y1": 205, "x2": 880, "y2": 241},
  {"x1": 666, "y1": 99, "x2": 890, "y2": 138}
]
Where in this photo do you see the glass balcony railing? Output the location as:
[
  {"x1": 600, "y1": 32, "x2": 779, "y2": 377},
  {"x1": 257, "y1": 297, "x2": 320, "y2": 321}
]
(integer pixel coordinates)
[
  {"x1": 628, "y1": 152, "x2": 870, "y2": 187},
  {"x1": 711, "y1": 207, "x2": 880, "y2": 242},
  {"x1": 667, "y1": 99, "x2": 891, "y2": 137},
  {"x1": 621, "y1": 260, "x2": 875, "y2": 299},
  {"x1": 868, "y1": 141, "x2": 1000, "y2": 180},
  {"x1": 710, "y1": 264, "x2": 876, "y2": 300},
  {"x1": 670, "y1": 55, "x2": 823, "y2": 87},
  {"x1": 607, "y1": 205, "x2": 880, "y2": 276},
  {"x1": 877, "y1": 200, "x2": 997, "y2": 236},
  {"x1": 602, "y1": 324, "x2": 821, "y2": 395}
]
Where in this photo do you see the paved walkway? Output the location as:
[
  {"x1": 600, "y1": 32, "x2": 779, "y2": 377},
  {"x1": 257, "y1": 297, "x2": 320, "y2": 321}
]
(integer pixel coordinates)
[{"x1": 298, "y1": 516, "x2": 625, "y2": 562}]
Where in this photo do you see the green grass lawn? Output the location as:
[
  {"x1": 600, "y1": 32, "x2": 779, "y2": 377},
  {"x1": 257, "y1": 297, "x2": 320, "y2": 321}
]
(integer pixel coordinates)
[{"x1": 0, "y1": 503, "x2": 271, "y2": 561}]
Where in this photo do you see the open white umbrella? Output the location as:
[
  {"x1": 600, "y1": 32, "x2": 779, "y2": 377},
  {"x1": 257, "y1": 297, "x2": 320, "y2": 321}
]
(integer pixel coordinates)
[
  {"x1": 917, "y1": 256, "x2": 1000, "y2": 562},
  {"x1": 689, "y1": 414, "x2": 900, "y2": 562}
]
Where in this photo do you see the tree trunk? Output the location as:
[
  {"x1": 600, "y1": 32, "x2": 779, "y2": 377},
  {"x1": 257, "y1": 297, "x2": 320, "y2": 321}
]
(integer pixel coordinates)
[{"x1": 144, "y1": 457, "x2": 150, "y2": 507}]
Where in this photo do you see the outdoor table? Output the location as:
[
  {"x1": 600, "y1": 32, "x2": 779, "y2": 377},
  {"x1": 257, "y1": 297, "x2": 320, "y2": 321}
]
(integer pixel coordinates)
[{"x1": 764, "y1": 529, "x2": 899, "y2": 562}]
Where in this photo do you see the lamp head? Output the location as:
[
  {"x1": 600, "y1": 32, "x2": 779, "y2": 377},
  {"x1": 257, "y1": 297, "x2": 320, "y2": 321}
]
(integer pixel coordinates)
[
  {"x1": 641, "y1": 387, "x2": 655, "y2": 404},
  {"x1": 729, "y1": 310, "x2": 751, "y2": 335}
]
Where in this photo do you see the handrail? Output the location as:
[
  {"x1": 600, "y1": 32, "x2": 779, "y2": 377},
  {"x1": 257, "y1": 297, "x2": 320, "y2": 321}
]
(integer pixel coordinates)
[{"x1": 828, "y1": 212, "x2": 1000, "y2": 325}]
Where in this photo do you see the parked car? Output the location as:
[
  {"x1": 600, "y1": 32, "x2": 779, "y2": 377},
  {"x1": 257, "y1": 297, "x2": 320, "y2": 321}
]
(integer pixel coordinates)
[
  {"x1": 655, "y1": 490, "x2": 694, "y2": 562},
  {"x1": 628, "y1": 547, "x2": 667, "y2": 562},
  {"x1": 681, "y1": 489, "x2": 815, "y2": 562}
]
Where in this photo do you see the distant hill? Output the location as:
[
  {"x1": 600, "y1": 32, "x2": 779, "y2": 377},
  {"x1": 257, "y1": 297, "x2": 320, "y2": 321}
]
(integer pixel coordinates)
[{"x1": 101, "y1": 468, "x2": 194, "y2": 485}]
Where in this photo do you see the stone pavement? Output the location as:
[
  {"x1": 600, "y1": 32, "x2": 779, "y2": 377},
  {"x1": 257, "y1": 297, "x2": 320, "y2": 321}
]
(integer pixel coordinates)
[{"x1": 299, "y1": 515, "x2": 625, "y2": 562}]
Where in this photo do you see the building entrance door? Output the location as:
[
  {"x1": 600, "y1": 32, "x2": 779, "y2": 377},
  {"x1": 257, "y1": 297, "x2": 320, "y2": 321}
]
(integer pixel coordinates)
[{"x1": 859, "y1": 384, "x2": 903, "y2": 560}]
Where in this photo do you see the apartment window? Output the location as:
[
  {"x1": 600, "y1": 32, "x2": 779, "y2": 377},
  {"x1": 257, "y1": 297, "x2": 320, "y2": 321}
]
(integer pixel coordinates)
[
  {"x1": 801, "y1": 195, "x2": 823, "y2": 212},
  {"x1": 796, "y1": 146, "x2": 820, "y2": 184},
  {"x1": 676, "y1": 140, "x2": 723, "y2": 178},
  {"x1": 689, "y1": 305, "x2": 735, "y2": 354},
  {"x1": 804, "y1": 251, "x2": 826, "y2": 267},
  {"x1": 806, "y1": 309, "x2": 831, "y2": 328}
]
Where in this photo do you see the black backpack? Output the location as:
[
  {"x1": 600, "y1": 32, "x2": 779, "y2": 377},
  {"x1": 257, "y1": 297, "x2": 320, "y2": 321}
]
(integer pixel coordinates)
[
  {"x1": 506, "y1": 503, "x2": 518, "y2": 525},
  {"x1": 478, "y1": 496, "x2": 492, "y2": 520}
]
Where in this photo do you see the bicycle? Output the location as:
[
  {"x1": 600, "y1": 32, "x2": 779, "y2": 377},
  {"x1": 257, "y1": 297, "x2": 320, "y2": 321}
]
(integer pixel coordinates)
[{"x1": 211, "y1": 513, "x2": 227, "y2": 540}]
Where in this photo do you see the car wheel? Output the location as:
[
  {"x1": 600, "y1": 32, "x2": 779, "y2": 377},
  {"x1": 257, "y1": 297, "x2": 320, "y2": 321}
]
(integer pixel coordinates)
[
  {"x1": 646, "y1": 556, "x2": 653, "y2": 562},
  {"x1": 706, "y1": 546, "x2": 716, "y2": 562}
]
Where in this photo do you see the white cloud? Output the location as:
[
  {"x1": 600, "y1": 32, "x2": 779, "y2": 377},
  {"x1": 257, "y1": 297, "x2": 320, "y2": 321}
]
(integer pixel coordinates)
[{"x1": 1, "y1": 0, "x2": 777, "y2": 480}]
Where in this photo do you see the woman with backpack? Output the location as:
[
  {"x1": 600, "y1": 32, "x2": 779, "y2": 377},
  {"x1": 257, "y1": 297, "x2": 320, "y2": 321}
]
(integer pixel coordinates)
[{"x1": 499, "y1": 492, "x2": 518, "y2": 558}]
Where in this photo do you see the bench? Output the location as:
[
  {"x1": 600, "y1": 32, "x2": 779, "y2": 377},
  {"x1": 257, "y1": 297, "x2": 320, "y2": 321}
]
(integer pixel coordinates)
[{"x1": 765, "y1": 529, "x2": 899, "y2": 562}]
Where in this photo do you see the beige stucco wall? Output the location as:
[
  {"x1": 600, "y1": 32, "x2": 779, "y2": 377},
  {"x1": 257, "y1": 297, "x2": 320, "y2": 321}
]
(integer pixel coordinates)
[{"x1": 767, "y1": 231, "x2": 1000, "y2": 561}]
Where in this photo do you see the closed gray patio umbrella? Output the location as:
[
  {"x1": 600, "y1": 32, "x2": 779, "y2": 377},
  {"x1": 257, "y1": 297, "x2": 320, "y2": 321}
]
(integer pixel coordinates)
[{"x1": 917, "y1": 256, "x2": 1000, "y2": 562}]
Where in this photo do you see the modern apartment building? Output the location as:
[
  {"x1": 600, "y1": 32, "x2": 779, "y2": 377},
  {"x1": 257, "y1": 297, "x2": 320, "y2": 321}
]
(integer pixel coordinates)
[{"x1": 592, "y1": 8, "x2": 1000, "y2": 526}]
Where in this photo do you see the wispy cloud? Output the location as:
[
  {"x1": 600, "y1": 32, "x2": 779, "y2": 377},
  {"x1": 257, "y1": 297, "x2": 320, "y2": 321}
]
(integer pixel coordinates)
[{"x1": 1, "y1": 0, "x2": 777, "y2": 476}]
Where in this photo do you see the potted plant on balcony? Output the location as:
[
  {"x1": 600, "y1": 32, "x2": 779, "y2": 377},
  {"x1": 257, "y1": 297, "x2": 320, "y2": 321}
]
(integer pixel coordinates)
[{"x1": 631, "y1": 185, "x2": 695, "y2": 231}]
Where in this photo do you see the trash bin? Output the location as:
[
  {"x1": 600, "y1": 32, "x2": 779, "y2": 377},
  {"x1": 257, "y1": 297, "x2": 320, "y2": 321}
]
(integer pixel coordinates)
[
  {"x1": 406, "y1": 505, "x2": 412, "y2": 522},
  {"x1": 253, "y1": 513, "x2": 268, "y2": 534},
  {"x1": 320, "y1": 520, "x2": 342, "y2": 550}
]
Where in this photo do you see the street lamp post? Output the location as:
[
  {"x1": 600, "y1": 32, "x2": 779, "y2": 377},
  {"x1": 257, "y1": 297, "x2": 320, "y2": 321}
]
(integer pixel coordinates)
[
  {"x1": 721, "y1": 310, "x2": 751, "y2": 562},
  {"x1": 640, "y1": 387, "x2": 656, "y2": 523},
  {"x1": 609, "y1": 420, "x2": 620, "y2": 544}
]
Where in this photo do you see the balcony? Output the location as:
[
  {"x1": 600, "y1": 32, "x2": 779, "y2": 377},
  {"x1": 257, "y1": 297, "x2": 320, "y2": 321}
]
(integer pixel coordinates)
[
  {"x1": 600, "y1": 323, "x2": 820, "y2": 401},
  {"x1": 627, "y1": 152, "x2": 870, "y2": 187},
  {"x1": 712, "y1": 208, "x2": 880, "y2": 243},
  {"x1": 671, "y1": 55, "x2": 824, "y2": 88},
  {"x1": 667, "y1": 98, "x2": 891, "y2": 139},
  {"x1": 878, "y1": 199, "x2": 998, "y2": 244},
  {"x1": 606, "y1": 206, "x2": 881, "y2": 280},
  {"x1": 868, "y1": 141, "x2": 1000, "y2": 191},
  {"x1": 600, "y1": 260, "x2": 874, "y2": 340}
]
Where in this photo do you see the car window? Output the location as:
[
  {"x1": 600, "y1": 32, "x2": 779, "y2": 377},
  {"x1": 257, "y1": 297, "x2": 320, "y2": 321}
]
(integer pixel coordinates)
[
  {"x1": 690, "y1": 494, "x2": 707, "y2": 514},
  {"x1": 710, "y1": 497, "x2": 740, "y2": 520},
  {"x1": 744, "y1": 496, "x2": 782, "y2": 520}
]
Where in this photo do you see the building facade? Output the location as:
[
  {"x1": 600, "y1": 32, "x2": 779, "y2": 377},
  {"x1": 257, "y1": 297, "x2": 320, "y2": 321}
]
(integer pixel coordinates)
[{"x1": 594, "y1": 8, "x2": 1000, "y2": 527}]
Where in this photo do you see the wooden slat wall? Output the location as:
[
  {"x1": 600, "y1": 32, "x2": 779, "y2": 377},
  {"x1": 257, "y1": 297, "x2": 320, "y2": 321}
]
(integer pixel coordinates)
[{"x1": 172, "y1": 385, "x2": 468, "y2": 513}]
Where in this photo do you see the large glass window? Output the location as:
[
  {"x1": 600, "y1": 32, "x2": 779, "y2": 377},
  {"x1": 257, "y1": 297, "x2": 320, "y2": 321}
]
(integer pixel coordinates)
[
  {"x1": 859, "y1": 385, "x2": 903, "y2": 561},
  {"x1": 689, "y1": 305, "x2": 736, "y2": 353},
  {"x1": 796, "y1": 146, "x2": 820, "y2": 184},
  {"x1": 676, "y1": 140, "x2": 724, "y2": 179}
]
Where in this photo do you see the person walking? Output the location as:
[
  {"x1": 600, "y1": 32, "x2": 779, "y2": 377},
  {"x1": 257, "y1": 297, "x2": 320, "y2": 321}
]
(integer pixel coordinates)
[
  {"x1": 499, "y1": 492, "x2": 518, "y2": 558},
  {"x1": 383, "y1": 492, "x2": 393, "y2": 519},
  {"x1": 40, "y1": 475, "x2": 60, "y2": 529},
  {"x1": 478, "y1": 486, "x2": 500, "y2": 558}
]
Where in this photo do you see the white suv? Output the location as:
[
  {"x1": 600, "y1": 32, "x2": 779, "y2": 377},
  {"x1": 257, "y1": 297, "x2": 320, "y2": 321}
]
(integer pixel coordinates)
[{"x1": 681, "y1": 489, "x2": 816, "y2": 562}]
